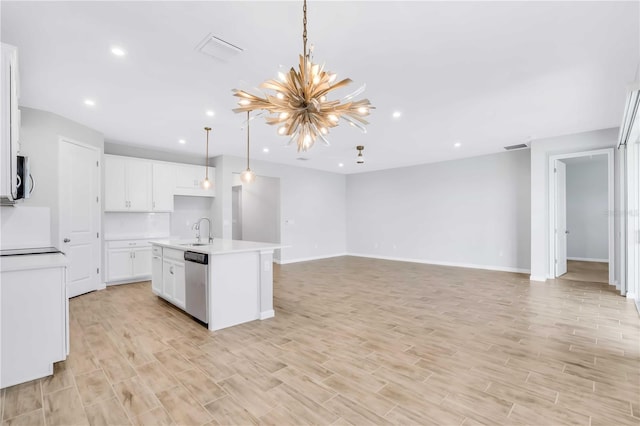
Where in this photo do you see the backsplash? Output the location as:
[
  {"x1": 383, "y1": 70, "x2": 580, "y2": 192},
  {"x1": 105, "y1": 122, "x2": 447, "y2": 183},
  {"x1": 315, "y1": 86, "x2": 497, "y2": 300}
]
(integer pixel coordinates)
[
  {"x1": 171, "y1": 196, "x2": 214, "y2": 239},
  {"x1": 0, "y1": 206, "x2": 51, "y2": 249},
  {"x1": 103, "y1": 212, "x2": 171, "y2": 239}
]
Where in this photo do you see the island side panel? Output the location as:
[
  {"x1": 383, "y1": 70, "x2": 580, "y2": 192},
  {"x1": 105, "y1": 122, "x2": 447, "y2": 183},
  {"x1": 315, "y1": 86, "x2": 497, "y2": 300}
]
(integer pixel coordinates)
[
  {"x1": 259, "y1": 250, "x2": 274, "y2": 319},
  {"x1": 209, "y1": 251, "x2": 260, "y2": 331}
]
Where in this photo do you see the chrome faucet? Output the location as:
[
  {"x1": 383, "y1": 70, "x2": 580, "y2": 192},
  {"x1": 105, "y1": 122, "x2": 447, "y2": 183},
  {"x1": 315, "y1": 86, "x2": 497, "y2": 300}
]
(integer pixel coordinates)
[{"x1": 192, "y1": 217, "x2": 213, "y2": 243}]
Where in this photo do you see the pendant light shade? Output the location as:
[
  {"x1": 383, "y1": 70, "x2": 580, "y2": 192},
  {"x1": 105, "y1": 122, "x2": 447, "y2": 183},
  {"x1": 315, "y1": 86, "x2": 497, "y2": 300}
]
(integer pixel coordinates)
[
  {"x1": 241, "y1": 111, "x2": 256, "y2": 184},
  {"x1": 203, "y1": 127, "x2": 212, "y2": 188}
]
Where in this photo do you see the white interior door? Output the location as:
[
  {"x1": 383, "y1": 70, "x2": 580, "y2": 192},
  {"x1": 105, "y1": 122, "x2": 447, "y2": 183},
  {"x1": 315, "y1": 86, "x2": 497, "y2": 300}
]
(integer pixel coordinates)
[
  {"x1": 555, "y1": 160, "x2": 568, "y2": 276},
  {"x1": 60, "y1": 139, "x2": 101, "y2": 298}
]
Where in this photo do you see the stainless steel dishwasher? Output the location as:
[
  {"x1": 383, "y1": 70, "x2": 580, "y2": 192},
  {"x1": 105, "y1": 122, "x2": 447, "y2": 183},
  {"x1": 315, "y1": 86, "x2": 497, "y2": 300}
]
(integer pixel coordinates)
[{"x1": 184, "y1": 251, "x2": 209, "y2": 324}]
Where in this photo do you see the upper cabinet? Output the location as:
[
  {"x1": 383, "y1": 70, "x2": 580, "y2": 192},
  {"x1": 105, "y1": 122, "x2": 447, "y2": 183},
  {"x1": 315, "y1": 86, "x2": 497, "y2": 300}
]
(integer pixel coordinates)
[
  {"x1": 104, "y1": 155, "x2": 214, "y2": 212},
  {"x1": 152, "y1": 162, "x2": 176, "y2": 212},
  {"x1": 1, "y1": 43, "x2": 20, "y2": 203},
  {"x1": 174, "y1": 164, "x2": 215, "y2": 197},
  {"x1": 104, "y1": 155, "x2": 152, "y2": 211}
]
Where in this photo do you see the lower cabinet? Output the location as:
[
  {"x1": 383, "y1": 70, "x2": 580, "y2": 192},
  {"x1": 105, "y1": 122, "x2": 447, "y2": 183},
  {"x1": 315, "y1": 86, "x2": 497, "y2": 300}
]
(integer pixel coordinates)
[
  {"x1": 160, "y1": 248, "x2": 186, "y2": 309},
  {"x1": 105, "y1": 239, "x2": 153, "y2": 284},
  {"x1": 150, "y1": 245, "x2": 187, "y2": 309},
  {"x1": 1, "y1": 261, "x2": 67, "y2": 388}
]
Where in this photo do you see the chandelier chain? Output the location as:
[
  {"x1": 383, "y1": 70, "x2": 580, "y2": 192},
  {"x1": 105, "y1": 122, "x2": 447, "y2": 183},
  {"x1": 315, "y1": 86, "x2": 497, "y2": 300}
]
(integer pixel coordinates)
[{"x1": 303, "y1": 0, "x2": 307, "y2": 56}]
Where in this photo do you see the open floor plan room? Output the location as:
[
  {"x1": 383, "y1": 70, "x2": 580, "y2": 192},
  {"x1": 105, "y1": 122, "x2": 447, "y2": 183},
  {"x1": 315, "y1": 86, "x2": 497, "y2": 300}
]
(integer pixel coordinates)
[{"x1": 1, "y1": 257, "x2": 638, "y2": 426}]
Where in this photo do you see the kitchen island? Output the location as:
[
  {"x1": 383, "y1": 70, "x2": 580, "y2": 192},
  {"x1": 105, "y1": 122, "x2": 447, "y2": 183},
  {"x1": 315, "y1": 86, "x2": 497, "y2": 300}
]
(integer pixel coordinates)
[{"x1": 150, "y1": 239, "x2": 281, "y2": 331}]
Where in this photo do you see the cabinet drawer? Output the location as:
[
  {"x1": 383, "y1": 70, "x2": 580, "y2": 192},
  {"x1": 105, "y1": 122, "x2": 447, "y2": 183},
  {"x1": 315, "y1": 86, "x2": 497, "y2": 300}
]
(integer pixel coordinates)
[
  {"x1": 163, "y1": 248, "x2": 184, "y2": 262},
  {"x1": 107, "y1": 239, "x2": 153, "y2": 249}
]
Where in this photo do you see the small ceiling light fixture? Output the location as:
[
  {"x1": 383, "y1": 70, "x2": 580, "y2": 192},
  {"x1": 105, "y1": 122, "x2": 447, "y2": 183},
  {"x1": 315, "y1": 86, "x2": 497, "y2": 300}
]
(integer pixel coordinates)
[
  {"x1": 392, "y1": 111, "x2": 402, "y2": 119},
  {"x1": 84, "y1": 99, "x2": 95, "y2": 106},
  {"x1": 178, "y1": 139, "x2": 186, "y2": 145},
  {"x1": 454, "y1": 142, "x2": 461, "y2": 148},
  {"x1": 111, "y1": 46, "x2": 126, "y2": 57},
  {"x1": 240, "y1": 112, "x2": 256, "y2": 184},
  {"x1": 202, "y1": 127, "x2": 211, "y2": 189},
  {"x1": 232, "y1": 0, "x2": 373, "y2": 152},
  {"x1": 206, "y1": 110, "x2": 215, "y2": 117},
  {"x1": 262, "y1": 147, "x2": 270, "y2": 153},
  {"x1": 356, "y1": 145, "x2": 365, "y2": 164},
  {"x1": 338, "y1": 163, "x2": 344, "y2": 168}
]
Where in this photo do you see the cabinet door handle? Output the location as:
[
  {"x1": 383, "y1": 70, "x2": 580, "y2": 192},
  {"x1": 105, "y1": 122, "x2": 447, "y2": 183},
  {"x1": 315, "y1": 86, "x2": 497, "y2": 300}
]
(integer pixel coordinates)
[
  {"x1": 129, "y1": 242, "x2": 136, "y2": 246},
  {"x1": 153, "y1": 201, "x2": 156, "y2": 209},
  {"x1": 63, "y1": 238, "x2": 71, "y2": 243},
  {"x1": 133, "y1": 252, "x2": 136, "y2": 258},
  {"x1": 169, "y1": 266, "x2": 174, "y2": 275}
]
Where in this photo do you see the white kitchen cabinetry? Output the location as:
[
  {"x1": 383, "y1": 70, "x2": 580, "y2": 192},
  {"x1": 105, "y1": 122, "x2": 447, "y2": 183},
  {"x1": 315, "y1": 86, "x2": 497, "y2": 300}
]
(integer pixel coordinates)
[
  {"x1": 105, "y1": 239, "x2": 152, "y2": 284},
  {"x1": 175, "y1": 164, "x2": 215, "y2": 197},
  {"x1": 104, "y1": 155, "x2": 152, "y2": 211},
  {"x1": 151, "y1": 245, "x2": 163, "y2": 294},
  {"x1": 152, "y1": 162, "x2": 175, "y2": 211},
  {"x1": 1, "y1": 43, "x2": 20, "y2": 203},
  {"x1": 1, "y1": 255, "x2": 67, "y2": 389},
  {"x1": 160, "y1": 248, "x2": 186, "y2": 309}
]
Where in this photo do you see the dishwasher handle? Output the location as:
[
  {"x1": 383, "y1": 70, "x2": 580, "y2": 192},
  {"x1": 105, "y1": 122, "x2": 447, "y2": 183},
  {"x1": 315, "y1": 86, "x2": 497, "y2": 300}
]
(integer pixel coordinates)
[{"x1": 184, "y1": 251, "x2": 209, "y2": 264}]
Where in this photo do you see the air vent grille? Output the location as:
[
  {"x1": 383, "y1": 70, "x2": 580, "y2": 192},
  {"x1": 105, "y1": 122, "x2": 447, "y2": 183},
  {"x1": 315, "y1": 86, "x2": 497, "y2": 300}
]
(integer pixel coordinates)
[
  {"x1": 195, "y1": 33, "x2": 243, "y2": 62},
  {"x1": 504, "y1": 143, "x2": 528, "y2": 151}
]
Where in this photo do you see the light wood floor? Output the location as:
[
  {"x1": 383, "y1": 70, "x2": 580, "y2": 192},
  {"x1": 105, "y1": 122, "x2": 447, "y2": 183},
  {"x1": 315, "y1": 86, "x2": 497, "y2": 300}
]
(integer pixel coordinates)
[
  {"x1": 1, "y1": 256, "x2": 639, "y2": 426},
  {"x1": 561, "y1": 260, "x2": 609, "y2": 284}
]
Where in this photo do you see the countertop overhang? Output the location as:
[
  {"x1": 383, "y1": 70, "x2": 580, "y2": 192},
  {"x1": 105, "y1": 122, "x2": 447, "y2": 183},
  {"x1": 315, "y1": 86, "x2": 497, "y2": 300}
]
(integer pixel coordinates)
[
  {"x1": 0, "y1": 253, "x2": 68, "y2": 272},
  {"x1": 150, "y1": 239, "x2": 285, "y2": 255}
]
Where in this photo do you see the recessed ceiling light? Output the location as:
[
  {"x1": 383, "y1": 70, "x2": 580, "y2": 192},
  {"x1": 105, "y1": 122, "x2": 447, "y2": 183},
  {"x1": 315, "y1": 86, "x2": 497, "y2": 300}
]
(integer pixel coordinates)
[
  {"x1": 392, "y1": 111, "x2": 401, "y2": 118},
  {"x1": 111, "y1": 46, "x2": 126, "y2": 57},
  {"x1": 454, "y1": 142, "x2": 461, "y2": 148},
  {"x1": 206, "y1": 110, "x2": 215, "y2": 117},
  {"x1": 178, "y1": 139, "x2": 186, "y2": 145},
  {"x1": 262, "y1": 147, "x2": 269, "y2": 153},
  {"x1": 338, "y1": 163, "x2": 344, "y2": 167},
  {"x1": 84, "y1": 99, "x2": 95, "y2": 106}
]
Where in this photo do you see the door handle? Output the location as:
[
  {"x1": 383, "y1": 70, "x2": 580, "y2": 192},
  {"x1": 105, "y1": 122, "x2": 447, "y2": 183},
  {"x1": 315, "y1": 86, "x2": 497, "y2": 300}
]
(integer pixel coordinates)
[
  {"x1": 63, "y1": 238, "x2": 71, "y2": 243},
  {"x1": 565, "y1": 230, "x2": 570, "y2": 234}
]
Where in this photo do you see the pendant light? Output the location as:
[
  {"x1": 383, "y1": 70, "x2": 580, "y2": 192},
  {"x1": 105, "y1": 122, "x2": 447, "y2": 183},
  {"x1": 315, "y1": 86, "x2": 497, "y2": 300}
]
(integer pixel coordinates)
[
  {"x1": 240, "y1": 111, "x2": 256, "y2": 184},
  {"x1": 356, "y1": 145, "x2": 365, "y2": 164},
  {"x1": 202, "y1": 127, "x2": 212, "y2": 189}
]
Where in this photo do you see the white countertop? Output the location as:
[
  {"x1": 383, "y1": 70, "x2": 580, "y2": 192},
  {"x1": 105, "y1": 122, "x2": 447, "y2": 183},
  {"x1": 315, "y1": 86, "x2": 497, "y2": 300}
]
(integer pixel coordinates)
[
  {"x1": 1, "y1": 253, "x2": 68, "y2": 272},
  {"x1": 150, "y1": 239, "x2": 284, "y2": 255},
  {"x1": 104, "y1": 234, "x2": 170, "y2": 241}
]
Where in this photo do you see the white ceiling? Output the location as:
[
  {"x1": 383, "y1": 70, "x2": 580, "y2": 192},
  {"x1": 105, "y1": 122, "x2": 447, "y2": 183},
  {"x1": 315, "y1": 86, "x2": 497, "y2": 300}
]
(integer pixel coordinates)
[{"x1": 2, "y1": 1, "x2": 639, "y2": 174}]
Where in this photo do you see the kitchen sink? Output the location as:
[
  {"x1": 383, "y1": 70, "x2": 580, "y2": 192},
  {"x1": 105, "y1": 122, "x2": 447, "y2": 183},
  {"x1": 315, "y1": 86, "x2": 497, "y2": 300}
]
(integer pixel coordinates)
[{"x1": 179, "y1": 243, "x2": 209, "y2": 246}]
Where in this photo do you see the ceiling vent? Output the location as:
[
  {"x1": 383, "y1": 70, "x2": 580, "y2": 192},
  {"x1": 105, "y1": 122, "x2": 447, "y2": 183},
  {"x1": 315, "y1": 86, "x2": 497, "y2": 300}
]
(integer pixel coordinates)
[
  {"x1": 504, "y1": 143, "x2": 529, "y2": 151},
  {"x1": 195, "y1": 33, "x2": 243, "y2": 62}
]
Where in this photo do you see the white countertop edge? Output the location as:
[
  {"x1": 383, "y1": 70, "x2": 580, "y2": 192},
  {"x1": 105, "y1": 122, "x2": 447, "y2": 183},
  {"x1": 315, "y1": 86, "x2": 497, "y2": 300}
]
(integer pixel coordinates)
[
  {"x1": 1, "y1": 253, "x2": 68, "y2": 272},
  {"x1": 150, "y1": 239, "x2": 287, "y2": 255},
  {"x1": 104, "y1": 234, "x2": 171, "y2": 242}
]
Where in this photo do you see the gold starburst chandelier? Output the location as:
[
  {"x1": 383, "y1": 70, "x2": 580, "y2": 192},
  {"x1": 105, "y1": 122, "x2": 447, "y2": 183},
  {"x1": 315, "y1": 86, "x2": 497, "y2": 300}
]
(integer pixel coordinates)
[{"x1": 232, "y1": 0, "x2": 373, "y2": 152}]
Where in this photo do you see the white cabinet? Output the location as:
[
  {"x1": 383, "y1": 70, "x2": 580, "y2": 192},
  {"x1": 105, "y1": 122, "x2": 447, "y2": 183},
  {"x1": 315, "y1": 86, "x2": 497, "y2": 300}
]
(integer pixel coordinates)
[
  {"x1": 151, "y1": 246, "x2": 163, "y2": 294},
  {"x1": 159, "y1": 247, "x2": 186, "y2": 309},
  {"x1": 152, "y1": 162, "x2": 175, "y2": 211},
  {"x1": 105, "y1": 239, "x2": 152, "y2": 284},
  {"x1": 104, "y1": 155, "x2": 152, "y2": 211},
  {"x1": 1, "y1": 257, "x2": 67, "y2": 388},
  {"x1": 175, "y1": 164, "x2": 215, "y2": 197},
  {"x1": 1, "y1": 43, "x2": 20, "y2": 203}
]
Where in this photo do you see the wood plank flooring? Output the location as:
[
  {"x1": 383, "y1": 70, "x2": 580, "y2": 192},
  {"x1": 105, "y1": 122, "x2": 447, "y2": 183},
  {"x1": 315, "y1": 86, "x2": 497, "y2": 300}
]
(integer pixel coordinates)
[
  {"x1": 1, "y1": 256, "x2": 639, "y2": 425},
  {"x1": 561, "y1": 260, "x2": 609, "y2": 284}
]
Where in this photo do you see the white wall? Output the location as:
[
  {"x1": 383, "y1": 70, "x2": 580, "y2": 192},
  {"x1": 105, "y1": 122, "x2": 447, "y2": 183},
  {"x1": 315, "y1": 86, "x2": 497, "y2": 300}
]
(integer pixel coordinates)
[
  {"x1": 529, "y1": 128, "x2": 619, "y2": 281},
  {"x1": 566, "y1": 157, "x2": 608, "y2": 261},
  {"x1": 346, "y1": 149, "x2": 531, "y2": 272},
  {"x1": 212, "y1": 156, "x2": 347, "y2": 263},
  {"x1": 2, "y1": 107, "x2": 104, "y2": 247},
  {"x1": 236, "y1": 174, "x2": 280, "y2": 244}
]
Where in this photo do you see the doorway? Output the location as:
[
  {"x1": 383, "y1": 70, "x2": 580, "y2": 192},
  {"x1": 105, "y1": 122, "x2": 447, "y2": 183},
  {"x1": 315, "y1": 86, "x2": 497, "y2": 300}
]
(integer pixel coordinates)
[
  {"x1": 549, "y1": 149, "x2": 614, "y2": 286},
  {"x1": 59, "y1": 138, "x2": 101, "y2": 298},
  {"x1": 232, "y1": 185, "x2": 243, "y2": 240}
]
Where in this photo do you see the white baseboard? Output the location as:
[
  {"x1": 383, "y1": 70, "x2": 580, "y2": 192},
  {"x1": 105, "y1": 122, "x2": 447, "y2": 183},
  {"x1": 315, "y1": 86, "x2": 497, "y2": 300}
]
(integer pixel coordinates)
[
  {"x1": 276, "y1": 253, "x2": 348, "y2": 265},
  {"x1": 260, "y1": 310, "x2": 275, "y2": 320},
  {"x1": 347, "y1": 253, "x2": 530, "y2": 274},
  {"x1": 529, "y1": 275, "x2": 547, "y2": 282},
  {"x1": 567, "y1": 257, "x2": 608, "y2": 263}
]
